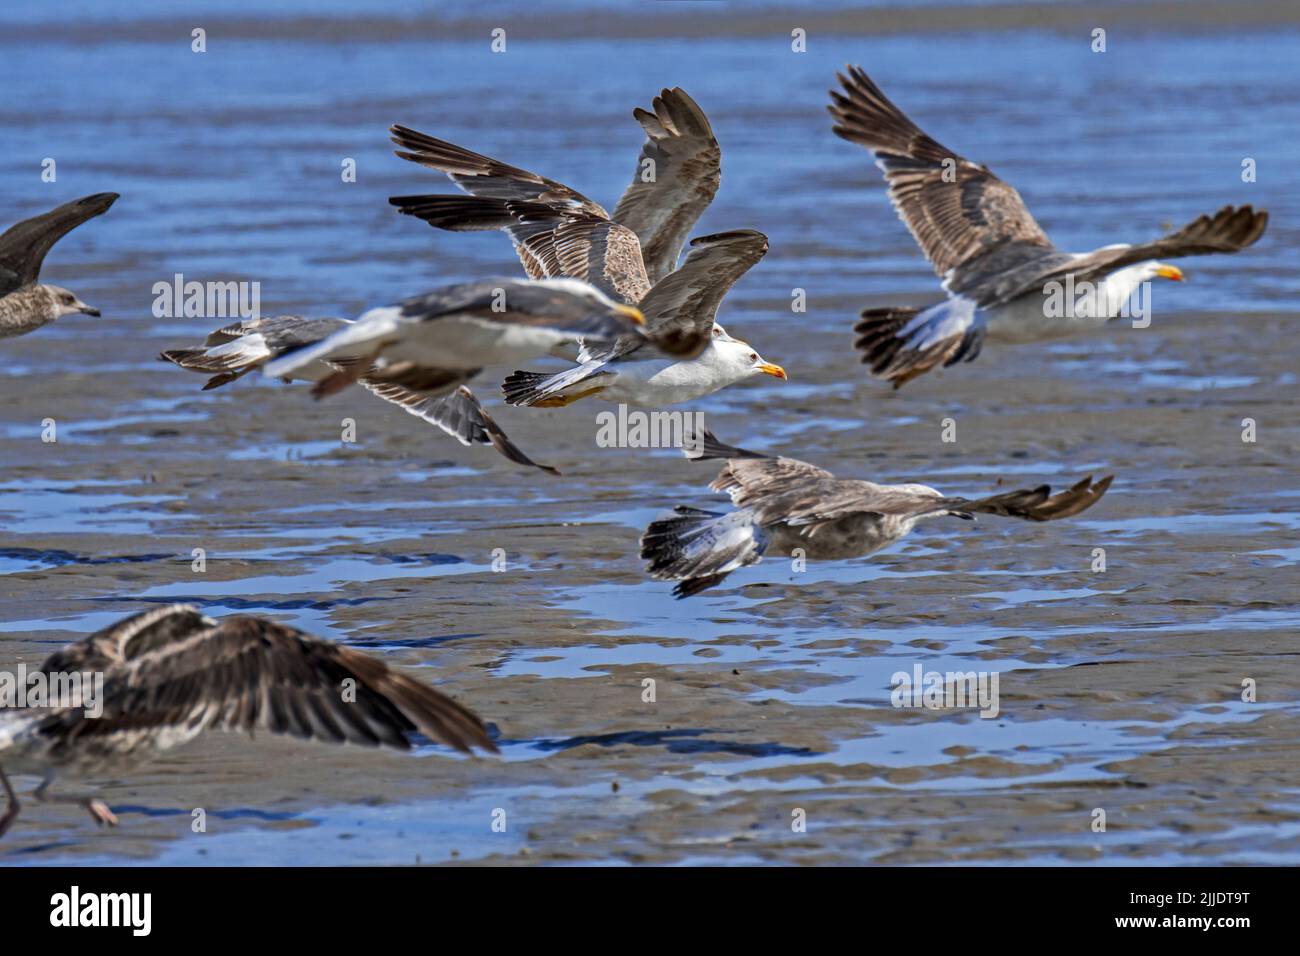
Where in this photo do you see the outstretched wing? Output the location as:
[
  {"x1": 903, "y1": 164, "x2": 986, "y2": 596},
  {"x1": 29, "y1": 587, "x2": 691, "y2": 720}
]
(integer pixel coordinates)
[
  {"x1": 38, "y1": 605, "x2": 495, "y2": 755},
  {"x1": 943, "y1": 474, "x2": 1114, "y2": 522},
  {"x1": 359, "y1": 382, "x2": 559, "y2": 475},
  {"x1": 1058, "y1": 205, "x2": 1268, "y2": 284},
  {"x1": 389, "y1": 126, "x2": 604, "y2": 278},
  {"x1": 829, "y1": 67, "x2": 1053, "y2": 282},
  {"x1": 612, "y1": 88, "x2": 722, "y2": 284},
  {"x1": 389, "y1": 125, "x2": 603, "y2": 213},
  {"x1": 683, "y1": 431, "x2": 846, "y2": 527},
  {"x1": 632, "y1": 230, "x2": 768, "y2": 359},
  {"x1": 0, "y1": 192, "x2": 118, "y2": 295},
  {"x1": 386, "y1": 194, "x2": 553, "y2": 278},
  {"x1": 40, "y1": 603, "x2": 213, "y2": 673}
]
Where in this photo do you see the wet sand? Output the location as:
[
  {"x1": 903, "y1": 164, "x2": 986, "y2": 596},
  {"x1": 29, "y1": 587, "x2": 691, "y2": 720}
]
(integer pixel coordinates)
[
  {"x1": 1, "y1": 5, "x2": 1297, "y2": 864},
  {"x1": 2, "y1": 303, "x2": 1297, "y2": 864}
]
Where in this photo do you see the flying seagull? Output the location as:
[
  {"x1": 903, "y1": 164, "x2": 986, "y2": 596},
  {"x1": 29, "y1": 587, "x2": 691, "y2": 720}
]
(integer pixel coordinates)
[
  {"x1": 500, "y1": 230, "x2": 786, "y2": 408},
  {"x1": 0, "y1": 193, "x2": 118, "y2": 340},
  {"x1": 0, "y1": 604, "x2": 495, "y2": 837},
  {"x1": 641, "y1": 431, "x2": 1113, "y2": 597},
  {"x1": 387, "y1": 89, "x2": 786, "y2": 407},
  {"x1": 828, "y1": 66, "x2": 1269, "y2": 387},
  {"x1": 164, "y1": 314, "x2": 551, "y2": 473},
  {"x1": 167, "y1": 277, "x2": 644, "y2": 474},
  {"x1": 392, "y1": 88, "x2": 721, "y2": 290}
]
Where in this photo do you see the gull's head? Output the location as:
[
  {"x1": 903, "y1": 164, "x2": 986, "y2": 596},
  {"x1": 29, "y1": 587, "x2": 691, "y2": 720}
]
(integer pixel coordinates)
[
  {"x1": 714, "y1": 336, "x2": 786, "y2": 382},
  {"x1": 43, "y1": 284, "x2": 100, "y2": 319},
  {"x1": 1148, "y1": 262, "x2": 1185, "y2": 282}
]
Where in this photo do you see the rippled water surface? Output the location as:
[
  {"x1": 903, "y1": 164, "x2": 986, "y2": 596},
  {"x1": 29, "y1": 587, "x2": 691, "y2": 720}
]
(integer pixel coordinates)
[{"x1": 0, "y1": 0, "x2": 1297, "y2": 865}]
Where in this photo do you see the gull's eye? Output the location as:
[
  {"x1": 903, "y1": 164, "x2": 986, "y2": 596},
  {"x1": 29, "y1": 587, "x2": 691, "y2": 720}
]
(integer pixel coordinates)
[
  {"x1": 61, "y1": 294, "x2": 75, "y2": 305},
  {"x1": 749, "y1": 352, "x2": 758, "y2": 361}
]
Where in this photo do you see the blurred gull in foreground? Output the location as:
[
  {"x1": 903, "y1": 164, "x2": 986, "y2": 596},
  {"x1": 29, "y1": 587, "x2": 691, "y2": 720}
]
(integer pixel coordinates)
[
  {"x1": 0, "y1": 604, "x2": 496, "y2": 837},
  {"x1": 165, "y1": 276, "x2": 644, "y2": 473}
]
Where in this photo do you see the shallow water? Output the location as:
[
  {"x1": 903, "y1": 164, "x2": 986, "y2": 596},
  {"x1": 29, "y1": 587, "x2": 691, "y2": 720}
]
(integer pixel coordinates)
[{"x1": 0, "y1": 1, "x2": 1297, "y2": 865}]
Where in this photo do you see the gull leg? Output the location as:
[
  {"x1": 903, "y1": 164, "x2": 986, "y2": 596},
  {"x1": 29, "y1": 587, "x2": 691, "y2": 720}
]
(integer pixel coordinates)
[
  {"x1": 0, "y1": 764, "x2": 19, "y2": 838},
  {"x1": 86, "y1": 800, "x2": 119, "y2": 827},
  {"x1": 33, "y1": 778, "x2": 118, "y2": 828}
]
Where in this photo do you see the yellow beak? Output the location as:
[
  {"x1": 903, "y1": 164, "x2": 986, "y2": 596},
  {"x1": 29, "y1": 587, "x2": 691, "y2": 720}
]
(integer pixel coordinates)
[
  {"x1": 757, "y1": 361, "x2": 787, "y2": 380},
  {"x1": 1155, "y1": 265, "x2": 1185, "y2": 282},
  {"x1": 615, "y1": 303, "x2": 645, "y2": 325}
]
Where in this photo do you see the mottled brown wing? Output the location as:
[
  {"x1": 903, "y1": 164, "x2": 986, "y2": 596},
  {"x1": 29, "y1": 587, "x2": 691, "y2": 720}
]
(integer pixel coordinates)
[
  {"x1": 74, "y1": 613, "x2": 497, "y2": 754},
  {"x1": 709, "y1": 454, "x2": 991, "y2": 531},
  {"x1": 709, "y1": 456, "x2": 870, "y2": 528},
  {"x1": 548, "y1": 214, "x2": 653, "y2": 304},
  {"x1": 828, "y1": 66, "x2": 1053, "y2": 278},
  {"x1": 39, "y1": 604, "x2": 213, "y2": 674},
  {"x1": 1057, "y1": 206, "x2": 1268, "y2": 284},
  {"x1": 0, "y1": 192, "x2": 118, "y2": 295},
  {"x1": 612, "y1": 88, "x2": 722, "y2": 284},
  {"x1": 945, "y1": 475, "x2": 1114, "y2": 522},
  {"x1": 635, "y1": 230, "x2": 768, "y2": 359}
]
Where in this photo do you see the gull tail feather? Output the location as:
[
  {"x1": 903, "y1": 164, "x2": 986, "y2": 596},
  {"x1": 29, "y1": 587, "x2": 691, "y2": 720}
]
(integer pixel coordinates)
[
  {"x1": 160, "y1": 340, "x2": 266, "y2": 390},
  {"x1": 853, "y1": 301, "x2": 982, "y2": 388},
  {"x1": 501, "y1": 361, "x2": 605, "y2": 406},
  {"x1": 639, "y1": 506, "x2": 767, "y2": 598}
]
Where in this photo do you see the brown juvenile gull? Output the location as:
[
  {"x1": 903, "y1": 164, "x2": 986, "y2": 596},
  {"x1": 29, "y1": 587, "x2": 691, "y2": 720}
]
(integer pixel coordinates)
[
  {"x1": 0, "y1": 193, "x2": 118, "y2": 339},
  {"x1": 828, "y1": 66, "x2": 1269, "y2": 387},
  {"x1": 386, "y1": 90, "x2": 786, "y2": 404},
  {"x1": 640, "y1": 432, "x2": 1113, "y2": 597},
  {"x1": 165, "y1": 277, "x2": 644, "y2": 474},
  {"x1": 0, "y1": 604, "x2": 496, "y2": 837},
  {"x1": 391, "y1": 88, "x2": 721, "y2": 291}
]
